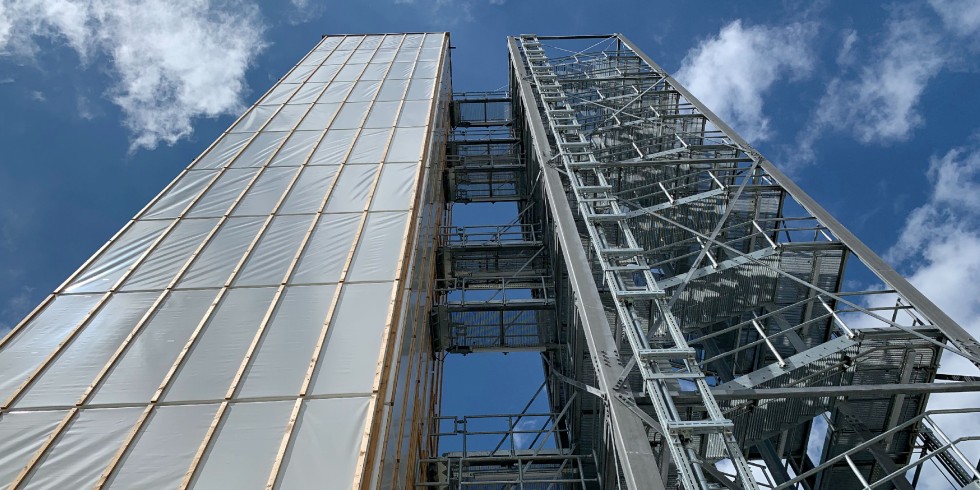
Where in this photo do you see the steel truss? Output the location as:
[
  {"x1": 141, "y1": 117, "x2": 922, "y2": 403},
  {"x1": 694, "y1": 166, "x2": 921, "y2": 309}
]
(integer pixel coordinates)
[
  {"x1": 516, "y1": 34, "x2": 757, "y2": 489},
  {"x1": 424, "y1": 33, "x2": 980, "y2": 490},
  {"x1": 502, "y1": 33, "x2": 980, "y2": 489}
]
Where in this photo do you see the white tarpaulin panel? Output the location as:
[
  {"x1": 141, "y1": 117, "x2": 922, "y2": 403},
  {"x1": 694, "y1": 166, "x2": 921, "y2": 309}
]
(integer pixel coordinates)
[
  {"x1": 278, "y1": 165, "x2": 339, "y2": 215},
  {"x1": 310, "y1": 281, "x2": 395, "y2": 396},
  {"x1": 92, "y1": 289, "x2": 216, "y2": 404},
  {"x1": 163, "y1": 288, "x2": 276, "y2": 402},
  {"x1": 108, "y1": 404, "x2": 218, "y2": 488},
  {"x1": 232, "y1": 167, "x2": 299, "y2": 217},
  {"x1": 15, "y1": 291, "x2": 157, "y2": 408},
  {"x1": 0, "y1": 32, "x2": 448, "y2": 488},
  {"x1": 21, "y1": 407, "x2": 143, "y2": 489},
  {"x1": 238, "y1": 285, "x2": 336, "y2": 398},
  {"x1": 142, "y1": 171, "x2": 217, "y2": 220},
  {"x1": 347, "y1": 212, "x2": 410, "y2": 282},
  {"x1": 269, "y1": 130, "x2": 320, "y2": 166},
  {"x1": 119, "y1": 217, "x2": 217, "y2": 291},
  {"x1": 0, "y1": 410, "x2": 64, "y2": 487},
  {"x1": 192, "y1": 132, "x2": 251, "y2": 169},
  {"x1": 176, "y1": 217, "x2": 265, "y2": 289},
  {"x1": 276, "y1": 397, "x2": 370, "y2": 488},
  {"x1": 290, "y1": 213, "x2": 360, "y2": 285},
  {"x1": 190, "y1": 400, "x2": 293, "y2": 489},
  {"x1": 186, "y1": 168, "x2": 258, "y2": 218},
  {"x1": 324, "y1": 165, "x2": 378, "y2": 213},
  {"x1": 234, "y1": 215, "x2": 315, "y2": 287},
  {"x1": 0, "y1": 294, "x2": 103, "y2": 403},
  {"x1": 64, "y1": 220, "x2": 171, "y2": 293}
]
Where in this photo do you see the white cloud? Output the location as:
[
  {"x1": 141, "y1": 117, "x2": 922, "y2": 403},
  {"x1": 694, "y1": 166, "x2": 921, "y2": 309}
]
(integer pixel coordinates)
[
  {"x1": 797, "y1": 12, "x2": 945, "y2": 164},
  {"x1": 886, "y1": 146, "x2": 980, "y2": 265},
  {"x1": 836, "y1": 29, "x2": 858, "y2": 66},
  {"x1": 884, "y1": 144, "x2": 980, "y2": 480},
  {"x1": 0, "y1": 0, "x2": 266, "y2": 151},
  {"x1": 929, "y1": 0, "x2": 980, "y2": 38},
  {"x1": 675, "y1": 20, "x2": 816, "y2": 143}
]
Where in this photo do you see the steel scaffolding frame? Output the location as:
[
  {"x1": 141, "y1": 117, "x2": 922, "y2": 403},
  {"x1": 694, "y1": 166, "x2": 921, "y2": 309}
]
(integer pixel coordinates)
[
  {"x1": 515, "y1": 34, "x2": 757, "y2": 489},
  {"x1": 422, "y1": 33, "x2": 980, "y2": 490},
  {"x1": 496, "y1": 33, "x2": 980, "y2": 489}
]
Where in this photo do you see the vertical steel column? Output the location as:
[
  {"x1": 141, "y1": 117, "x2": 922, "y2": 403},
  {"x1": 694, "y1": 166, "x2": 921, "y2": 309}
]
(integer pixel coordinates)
[
  {"x1": 513, "y1": 35, "x2": 758, "y2": 489},
  {"x1": 508, "y1": 38, "x2": 666, "y2": 490}
]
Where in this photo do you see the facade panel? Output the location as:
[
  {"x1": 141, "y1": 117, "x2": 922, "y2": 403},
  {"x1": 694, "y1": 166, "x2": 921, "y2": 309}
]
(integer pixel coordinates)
[{"x1": 0, "y1": 32, "x2": 450, "y2": 489}]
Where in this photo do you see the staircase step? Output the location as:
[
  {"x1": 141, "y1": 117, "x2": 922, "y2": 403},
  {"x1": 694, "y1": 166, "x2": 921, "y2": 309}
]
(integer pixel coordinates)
[{"x1": 636, "y1": 348, "x2": 697, "y2": 361}]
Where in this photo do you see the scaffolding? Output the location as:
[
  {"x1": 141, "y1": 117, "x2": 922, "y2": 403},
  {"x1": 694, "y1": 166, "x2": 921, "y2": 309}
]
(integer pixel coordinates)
[{"x1": 423, "y1": 33, "x2": 980, "y2": 490}]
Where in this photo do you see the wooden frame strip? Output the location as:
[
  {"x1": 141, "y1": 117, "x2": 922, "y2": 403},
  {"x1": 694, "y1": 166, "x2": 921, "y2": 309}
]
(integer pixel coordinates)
[
  {"x1": 354, "y1": 32, "x2": 450, "y2": 489},
  {"x1": 0, "y1": 34, "x2": 323, "y2": 352},
  {"x1": 87, "y1": 45, "x2": 349, "y2": 489},
  {"x1": 177, "y1": 400, "x2": 229, "y2": 489},
  {"x1": 0, "y1": 51, "x2": 318, "y2": 411},
  {"x1": 2, "y1": 123, "x2": 275, "y2": 487},
  {"x1": 6, "y1": 407, "x2": 78, "y2": 490},
  {"x1": 2, "y1": 37, "x2": 340, "y2": 490},
  {"x1": 91, "y1": 404, "x2": 155, "y2": 489},
  {"x1": 265, "y1": 33, "x2": 404, "y2": 490},
  {"x1": 179, "y1": 36, "x2": 357, "y2": 488}
]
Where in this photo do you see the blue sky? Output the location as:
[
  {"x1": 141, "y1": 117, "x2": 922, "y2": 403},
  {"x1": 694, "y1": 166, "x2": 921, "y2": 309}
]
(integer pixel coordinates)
[{"x1": 1, "y1": 0, "x2": 979, "y2": 422}]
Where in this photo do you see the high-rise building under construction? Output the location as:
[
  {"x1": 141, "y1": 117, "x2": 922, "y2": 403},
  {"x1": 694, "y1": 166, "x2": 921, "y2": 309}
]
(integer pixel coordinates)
[{"x1": 1, "y1": 32, "x2": 979, "y2": 489}]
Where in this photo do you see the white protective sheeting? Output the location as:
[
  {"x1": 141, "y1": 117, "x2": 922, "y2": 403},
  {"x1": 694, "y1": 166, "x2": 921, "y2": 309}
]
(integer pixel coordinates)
[
  {"x1": 265, "y1": 104, "x2": 310, "y2": 132},
  {"x1": 186, "y1": 168, "x2": 258, "y2": 218},
  {"x1": 280, "y1": 64, "x2": 315, "y2": 84},
  {"x1": 0, "y1": 295, "x2": 99, "y2": 401},
  {"x1": 229, "y1": 132, "x2": 288, "y2": 168},
  {"x1": 230, "y1": 105, "x2": 277, "y2": 134},
  {"x1": 0, "y1": 410, "x2": 65, "y2": 487},
  {"x1": 347, "y1": 212, "x2": 410, "y2": 282},
  {"x1": 232, "y1": 167, "x2": 300, "y2": 216},
  {"x1": 176, "y1": 217, "x2": 264, "y2": 289},
  {"x1": 290, "y1": 213, "x2": 361, "y2": 285},
  {"x1": 64, "y1": 220, "x2": 171, "y2": 293},
  {"x1": 332, "y1": 101, "x2": 371, "y2": 130},
  {"x1": 269, "y1": 130, "x2": 321, "y2": 166},
  {"x1": 296, "y1": 103, "x2": 340, "y2": 132},
  {"x1": 107, "y1": 404, "x2": 219, "y2": 488},
  {"x1": 276, "y1": 397, "x2": 371, "y2": 488},
  {"x1": 279, "y1": 165, "x2": 339, "y2": 215},
  {"x1": 288, "y1": 83, "x2": 324, "y2": 105},
  {"x1": 310, "y1": 281, "x2": 395, "y2": 396},
  {"x1": 308, "y1": 129, "x2": 357, "y2": 165},
  {"x1": 115, "y1": 216, "x2": 214, "y2": 292},
  {"x1": 91, "y1": 290, "x2": 217, "y2": 404},
  {"x1": 258, "y1": 83, "x2": 300, "y2": 106},
  {"x1": 192, "y1": 132, "x2": 252, "y2": 169},
  {"x1": 0, "y1": 32, "x2": 447, "y2": 488},
  {"x1": 190, "y1": 400, "x2": 294, "y2": 489},
  {"x1": 15, "y1": 291, "x2": 158, "y2": 408},
  {"x1": 234, "y1": 215, "x2": 314, "y2": 286},
  {"x1": 20, "y1": 407, "x2": 143, "y2": 489},
  {"x1": 348, "y1": 128, "x2": 393, "y2": 164},
  {"x1": 371, "y1": 163, "x2": 419, "y2": 212},
  {"x1": 324, "y1": 165, "x2": 378, "y2": 213},
  {"x1": 364, "y1": 101, "x2": 401, "y2": 129},
  {"x1": 163, "y1": 288, "x2": 277, "y2": 402},
  {"x1": 142, "y1": 171, "x2": 218, "y2": 220},
  {"x1": 386, "y1": 127, "x2": 426, "y2": 162},
  {"x1": 238, "y1": 285, "x2": 336, "y2": 398}
]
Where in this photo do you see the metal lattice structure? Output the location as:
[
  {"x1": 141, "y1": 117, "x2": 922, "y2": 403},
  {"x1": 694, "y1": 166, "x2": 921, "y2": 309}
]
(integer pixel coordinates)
[
  {"x1": 426, "y1": 34, "x2": 980, "y2": 490},
  {"x1": 1, "y1": 32, "x2": 979, "y2": 490}
]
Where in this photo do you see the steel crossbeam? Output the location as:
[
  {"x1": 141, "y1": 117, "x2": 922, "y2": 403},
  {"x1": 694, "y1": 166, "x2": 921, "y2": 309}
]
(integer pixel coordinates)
[{"x1": 517, "y1": 34, "x2": 759, "y2": 490}]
